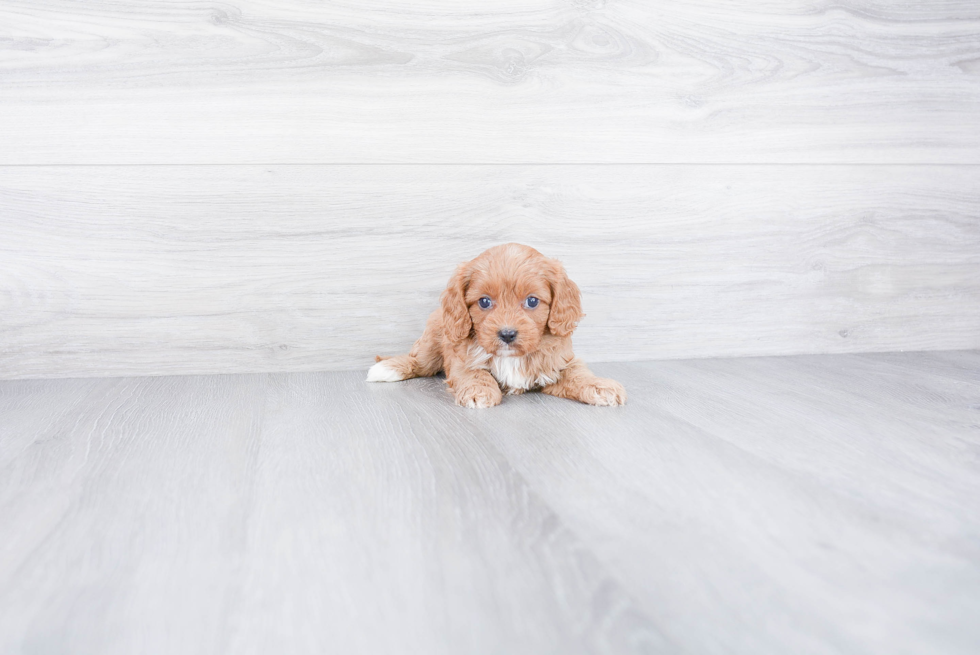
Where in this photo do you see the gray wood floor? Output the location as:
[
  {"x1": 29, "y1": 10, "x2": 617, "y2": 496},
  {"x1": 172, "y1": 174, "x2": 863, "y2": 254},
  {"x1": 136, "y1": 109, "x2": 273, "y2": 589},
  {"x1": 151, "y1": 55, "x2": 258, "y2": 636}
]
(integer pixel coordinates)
[{"x1": 1, "y1": 351, "x2": 978, "y2": 654}]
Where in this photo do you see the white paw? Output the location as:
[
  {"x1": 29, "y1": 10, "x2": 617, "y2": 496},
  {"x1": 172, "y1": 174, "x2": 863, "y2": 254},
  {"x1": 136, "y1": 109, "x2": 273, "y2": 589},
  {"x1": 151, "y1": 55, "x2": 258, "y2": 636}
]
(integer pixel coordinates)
[
  {"x1": 366, "y1": 360, "x2": 406, "y2": 382},
  {"x1": 585, "y1": 379, "x2": 627, "y2": 406}
]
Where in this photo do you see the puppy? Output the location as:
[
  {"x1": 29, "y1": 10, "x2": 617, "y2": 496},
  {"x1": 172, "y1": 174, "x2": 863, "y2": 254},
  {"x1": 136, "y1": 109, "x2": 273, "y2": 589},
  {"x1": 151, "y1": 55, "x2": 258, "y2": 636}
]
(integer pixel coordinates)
[{"x1": 367, "y1": 243, "x2": 626, "y2": 408}]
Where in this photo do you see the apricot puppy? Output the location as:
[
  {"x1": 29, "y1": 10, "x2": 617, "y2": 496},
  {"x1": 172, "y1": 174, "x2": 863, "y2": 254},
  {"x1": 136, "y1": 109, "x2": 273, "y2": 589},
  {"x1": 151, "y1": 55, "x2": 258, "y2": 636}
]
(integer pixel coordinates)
[{"x1": 367, "y1": 243, "x2": 626, "y2": 409}]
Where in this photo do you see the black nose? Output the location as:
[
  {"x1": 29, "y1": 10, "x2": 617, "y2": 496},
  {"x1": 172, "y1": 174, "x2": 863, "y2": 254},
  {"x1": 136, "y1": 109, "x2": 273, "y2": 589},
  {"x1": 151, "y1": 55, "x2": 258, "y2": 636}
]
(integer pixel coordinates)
[{"x1": 498, "y1": 329, "x2": 518, "y2": 344}]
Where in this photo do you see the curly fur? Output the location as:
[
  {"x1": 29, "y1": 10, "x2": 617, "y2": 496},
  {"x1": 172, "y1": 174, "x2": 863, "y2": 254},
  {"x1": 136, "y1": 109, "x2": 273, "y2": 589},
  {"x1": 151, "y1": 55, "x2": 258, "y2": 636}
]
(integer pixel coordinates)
[{"x1": 367, "y1": 243, "x2": 626, "y2": 409}]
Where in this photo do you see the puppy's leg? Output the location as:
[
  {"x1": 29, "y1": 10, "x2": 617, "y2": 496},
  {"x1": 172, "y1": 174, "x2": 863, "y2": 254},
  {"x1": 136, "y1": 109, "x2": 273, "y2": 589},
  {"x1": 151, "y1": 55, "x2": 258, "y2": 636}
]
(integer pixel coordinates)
[
  {"x1": 440, "y1": 341, "x2": 503, "y2": 408},
  {"x1": 542, "y1": 358, "x2": 626, "y2": 406},
  {"x1": 446, "y1": 369, "x2": 503, "y2": 409},
  {"x1": 367, "y1": 314, "x2": 443, "y2": 382}
]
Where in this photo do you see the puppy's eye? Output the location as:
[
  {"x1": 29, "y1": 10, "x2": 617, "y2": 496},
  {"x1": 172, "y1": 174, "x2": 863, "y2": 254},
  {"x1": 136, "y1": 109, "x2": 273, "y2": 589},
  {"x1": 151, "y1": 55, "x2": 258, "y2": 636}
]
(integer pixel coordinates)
[
  {"x1": 524, "y1": 296, "x2": 539, "y2": 309},
  {"x1": 478, "y1": 296, "x2": 493, "y2": 310}
]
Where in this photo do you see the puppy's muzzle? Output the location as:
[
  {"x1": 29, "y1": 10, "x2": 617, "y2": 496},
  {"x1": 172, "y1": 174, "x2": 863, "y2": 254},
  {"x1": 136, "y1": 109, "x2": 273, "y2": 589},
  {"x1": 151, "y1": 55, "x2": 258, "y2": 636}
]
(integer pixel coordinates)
[{"x1": 497, "y1": 328, "x2": 518, "y2": 344}]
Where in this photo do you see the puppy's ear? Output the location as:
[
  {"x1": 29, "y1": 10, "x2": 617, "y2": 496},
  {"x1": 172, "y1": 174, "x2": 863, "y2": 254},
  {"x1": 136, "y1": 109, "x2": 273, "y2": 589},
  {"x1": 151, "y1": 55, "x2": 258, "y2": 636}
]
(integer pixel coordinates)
[
  {"x1": 547, "y1": 260, "x2": 584, "y2": 337},
  {"x1": 440, "y1": 263, "x2": 472, "y2": 343}
]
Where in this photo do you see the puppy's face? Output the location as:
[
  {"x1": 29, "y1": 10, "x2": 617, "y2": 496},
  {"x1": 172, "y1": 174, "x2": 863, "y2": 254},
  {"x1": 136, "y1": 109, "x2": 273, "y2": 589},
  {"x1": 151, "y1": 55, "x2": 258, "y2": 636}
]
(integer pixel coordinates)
[
  {"x1": 441, "y1": 244, "x2": 584, "y2": 356},
  {"x1": 465, "y1": 264, "x2": 552, "y2": 357}
]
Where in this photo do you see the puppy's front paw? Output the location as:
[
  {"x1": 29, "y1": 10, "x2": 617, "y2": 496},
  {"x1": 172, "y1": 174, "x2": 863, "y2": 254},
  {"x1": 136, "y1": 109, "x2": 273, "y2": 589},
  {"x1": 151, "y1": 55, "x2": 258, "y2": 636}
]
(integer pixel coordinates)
[
  {"x1": 582, "y1": 378, "x2": 627, "y2": 406},
  {"x1": 455, "y1": 384, "x2": 503, "y2": 409}
]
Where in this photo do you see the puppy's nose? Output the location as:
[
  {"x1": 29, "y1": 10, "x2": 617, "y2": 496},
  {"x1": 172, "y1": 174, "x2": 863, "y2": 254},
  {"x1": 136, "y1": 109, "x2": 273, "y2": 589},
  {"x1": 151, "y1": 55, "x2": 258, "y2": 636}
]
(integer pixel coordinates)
[{"x1": 497, "y1": 328, "x2": 518, "y2": 344}]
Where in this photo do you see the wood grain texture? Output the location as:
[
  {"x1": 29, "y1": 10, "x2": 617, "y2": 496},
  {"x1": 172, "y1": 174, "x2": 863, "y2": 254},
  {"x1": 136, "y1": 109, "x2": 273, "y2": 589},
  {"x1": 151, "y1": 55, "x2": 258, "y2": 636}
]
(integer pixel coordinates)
[
  {"x1": 0, "y1": 374, "x2": 269, "y2": 654},
  {"x1": 2, "y1": 165, "x2": 978, "y2": 379},
  {"x1": 1, "y1": 351, "x2": 978, "y2": 654},
  {"x1": 1, "y1": 0, "x2": 979, "y2": 163}
]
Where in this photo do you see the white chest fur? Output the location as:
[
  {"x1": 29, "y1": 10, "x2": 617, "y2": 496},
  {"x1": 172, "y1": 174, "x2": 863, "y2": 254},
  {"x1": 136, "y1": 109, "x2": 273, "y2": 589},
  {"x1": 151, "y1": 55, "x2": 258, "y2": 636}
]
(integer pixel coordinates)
[
  {"x1": 491, "y1": 356, "x2": 531, "y2": 391},
  {"x1": 468, "y1": 345, "x2": 557, "y2": 393}
]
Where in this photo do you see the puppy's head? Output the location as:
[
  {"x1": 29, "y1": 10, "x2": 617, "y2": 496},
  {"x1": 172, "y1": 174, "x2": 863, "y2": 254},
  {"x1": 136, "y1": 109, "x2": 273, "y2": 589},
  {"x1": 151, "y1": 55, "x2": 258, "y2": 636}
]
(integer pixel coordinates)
[{"x1": 441, "y1": 243, "x2": 583, "y2": 356}]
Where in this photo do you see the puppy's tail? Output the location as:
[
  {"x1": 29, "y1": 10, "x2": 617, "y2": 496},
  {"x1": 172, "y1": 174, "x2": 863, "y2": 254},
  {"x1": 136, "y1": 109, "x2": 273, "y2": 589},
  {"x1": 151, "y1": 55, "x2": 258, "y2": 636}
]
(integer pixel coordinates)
[{"x1": 366, "y1": 353, "x2": 424, "y2": 383}]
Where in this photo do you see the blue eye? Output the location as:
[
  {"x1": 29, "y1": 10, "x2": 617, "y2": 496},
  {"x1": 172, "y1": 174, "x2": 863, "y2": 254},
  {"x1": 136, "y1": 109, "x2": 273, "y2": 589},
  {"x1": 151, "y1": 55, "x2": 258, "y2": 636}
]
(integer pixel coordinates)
[
  {"x1": 524, "y1": 296, "x2": 539, "y2": 309},
  {"x1": 478, "y1": 296, "x2": 492, "y2": 309}
]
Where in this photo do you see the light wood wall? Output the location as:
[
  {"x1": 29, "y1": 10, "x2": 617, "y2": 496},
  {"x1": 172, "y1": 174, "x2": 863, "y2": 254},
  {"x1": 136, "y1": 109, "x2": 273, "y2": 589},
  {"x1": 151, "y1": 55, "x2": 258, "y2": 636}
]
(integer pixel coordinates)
[{"x1": 1, "y1": 1, "x2": 978, "y2": 379}]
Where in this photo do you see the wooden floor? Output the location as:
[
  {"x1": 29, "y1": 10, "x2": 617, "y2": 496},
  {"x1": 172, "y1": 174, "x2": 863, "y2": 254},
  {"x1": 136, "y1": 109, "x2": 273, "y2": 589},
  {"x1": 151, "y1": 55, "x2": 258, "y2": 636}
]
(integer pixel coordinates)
[{"x1": 1, "y1": 351, "x2": 978, "y2": 654}]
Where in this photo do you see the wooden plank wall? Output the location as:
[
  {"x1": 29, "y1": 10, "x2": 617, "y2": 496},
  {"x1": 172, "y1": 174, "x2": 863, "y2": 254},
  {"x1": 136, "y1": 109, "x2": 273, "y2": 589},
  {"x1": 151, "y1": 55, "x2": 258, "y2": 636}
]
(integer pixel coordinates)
[{"x1": 1, "y1": 1, "x2": 978, "y2": 379}]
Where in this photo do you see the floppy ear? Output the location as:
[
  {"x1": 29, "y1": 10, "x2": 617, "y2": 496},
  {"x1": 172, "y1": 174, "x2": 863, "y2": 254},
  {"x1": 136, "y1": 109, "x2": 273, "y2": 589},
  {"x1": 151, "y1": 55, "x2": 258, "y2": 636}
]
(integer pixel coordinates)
[
  {"x1": 440, "y1": 263, "x2": 472, "y2": 343},
  {"x1": 547, "y1": 260, "x2": 584, "y2": 337}
]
